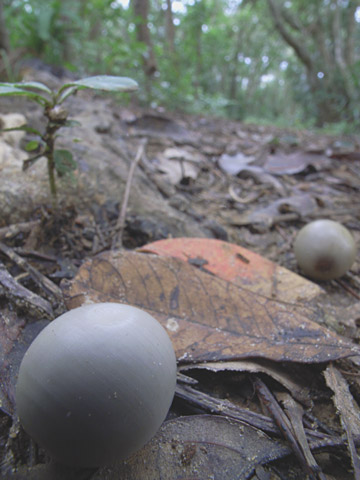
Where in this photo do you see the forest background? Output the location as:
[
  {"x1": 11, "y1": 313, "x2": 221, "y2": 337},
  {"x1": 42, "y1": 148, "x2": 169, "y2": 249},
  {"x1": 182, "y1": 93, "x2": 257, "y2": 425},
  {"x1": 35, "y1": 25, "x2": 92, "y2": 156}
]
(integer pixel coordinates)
[{"x1": 0, "y1": 0, "x2": 359, "y2": 133}]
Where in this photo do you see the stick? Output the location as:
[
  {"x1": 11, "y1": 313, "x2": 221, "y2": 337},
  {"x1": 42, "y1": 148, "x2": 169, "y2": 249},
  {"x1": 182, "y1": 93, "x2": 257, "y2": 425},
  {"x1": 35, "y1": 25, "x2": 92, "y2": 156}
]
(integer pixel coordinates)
[
  {"x1": 0, "y1": 241, "x2": 63, "y2": 304},
  {"x1": 0, "y1": 221, "x2": 40, "y2": 240},
  {"x1": 112, "y1": 139, "x2": 147, "y2": 250},
  {"x1": 253, "y1": 377, "x2": 324, "y2": 480},
  {"x1": 0, "y1": 260, "x2": 53, "y2": 318}
]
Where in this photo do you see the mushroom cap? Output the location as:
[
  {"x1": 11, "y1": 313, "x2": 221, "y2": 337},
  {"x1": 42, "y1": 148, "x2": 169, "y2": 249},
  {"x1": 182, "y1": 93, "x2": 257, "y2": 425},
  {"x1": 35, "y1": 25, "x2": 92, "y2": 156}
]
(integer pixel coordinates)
[
  {"x1": 16, "y1": 303, "x2": 177, "y2": 467},
  {"x1": 294, "y1": 219, "x2": 357, "y2": 281}
]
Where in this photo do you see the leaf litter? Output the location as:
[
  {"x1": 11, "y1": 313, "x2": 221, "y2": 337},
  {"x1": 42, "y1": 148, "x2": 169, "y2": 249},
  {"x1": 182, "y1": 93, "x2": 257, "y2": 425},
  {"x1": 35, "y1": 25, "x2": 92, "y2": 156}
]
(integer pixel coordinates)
[
  {"x1": 63, "y1": 249, "x2": 360, "y2": 364},
  {"x1": 52, "y1": 245, "x2": 360, "y2": 479},
  {"x1": 1, "y1": 83, "x2": 360, "y2": 478}
]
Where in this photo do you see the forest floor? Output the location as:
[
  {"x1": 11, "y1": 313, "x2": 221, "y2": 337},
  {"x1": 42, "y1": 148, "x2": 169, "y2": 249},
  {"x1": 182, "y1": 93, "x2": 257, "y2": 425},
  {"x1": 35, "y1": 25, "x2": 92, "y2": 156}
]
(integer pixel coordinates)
[{"x1": 0, "y1": 66, "x2": 360, "y2": 479}]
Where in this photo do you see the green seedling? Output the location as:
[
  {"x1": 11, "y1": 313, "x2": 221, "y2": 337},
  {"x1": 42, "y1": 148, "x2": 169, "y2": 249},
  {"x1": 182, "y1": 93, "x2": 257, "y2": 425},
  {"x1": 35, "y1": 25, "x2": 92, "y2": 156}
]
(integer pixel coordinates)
[{"x1": 0, "y1": 76, "x2": 138, "y2": 207}]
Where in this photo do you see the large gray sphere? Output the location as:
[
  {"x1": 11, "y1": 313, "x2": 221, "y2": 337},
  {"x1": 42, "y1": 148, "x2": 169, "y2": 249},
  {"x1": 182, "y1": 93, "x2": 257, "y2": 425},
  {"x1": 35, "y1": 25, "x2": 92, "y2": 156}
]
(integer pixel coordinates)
[
  {"x1": 16, "y1": 303, "x2": 177, "y2": 467},
  {"x1": 294, "y1": 219, "x2": 357, "y2": 281}
]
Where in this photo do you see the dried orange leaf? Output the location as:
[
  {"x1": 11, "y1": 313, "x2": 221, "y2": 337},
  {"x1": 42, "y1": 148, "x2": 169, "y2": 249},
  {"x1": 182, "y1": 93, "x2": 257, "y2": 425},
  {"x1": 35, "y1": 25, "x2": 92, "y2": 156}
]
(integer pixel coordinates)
[
  {"x1": 63, "y1": 250, "x2": 360, "y2": 364},
  {"x1": 139, "y1": 238, "x2": 323, "y2": 303}
]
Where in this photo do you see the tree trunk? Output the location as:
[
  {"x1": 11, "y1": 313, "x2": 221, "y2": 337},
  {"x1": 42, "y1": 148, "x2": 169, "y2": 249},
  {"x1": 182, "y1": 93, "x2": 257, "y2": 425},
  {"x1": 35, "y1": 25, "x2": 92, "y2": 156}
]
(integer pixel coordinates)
[
  {"x1": 0, "y1": 0, "x2": 11, "y2": 80},
  {"x1": 165, "y1": 0, "x2": 175, "y2": 54},
  {"x1": 266, "y1": 0, "x2": 313, "y2": 75},
  {"x1": 227, "y1": 28, "x2": 243, "y2": 118},
  {"x1": 0, "y1": 0, "x2": 10, "y2": 53},
  {"x1": 132, "y1": 0, "x2": 157, "y2": 77},
  {"x1": 194, "y1": 31, "x2": 203, "y2": 99},
  {"x1": 344, "y1": 0, "x2": 357, "y2": 66}
]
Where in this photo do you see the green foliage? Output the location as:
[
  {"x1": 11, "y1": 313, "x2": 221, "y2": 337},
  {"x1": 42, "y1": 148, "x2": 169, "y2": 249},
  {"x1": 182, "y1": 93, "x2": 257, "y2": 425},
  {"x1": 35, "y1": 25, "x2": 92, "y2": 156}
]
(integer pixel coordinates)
[
  {"x1": 2, "y1": 0, "x2": 360, "y2": 128},
  {"x1": 5, "y1": 1, "x2": 77, "y2": 66},
  {"x1": 0, "y1": 75, "x2": 138, "y2": 207},
  {"x1": 24, "y1": 140, "x2": 40, "y2": 152}
]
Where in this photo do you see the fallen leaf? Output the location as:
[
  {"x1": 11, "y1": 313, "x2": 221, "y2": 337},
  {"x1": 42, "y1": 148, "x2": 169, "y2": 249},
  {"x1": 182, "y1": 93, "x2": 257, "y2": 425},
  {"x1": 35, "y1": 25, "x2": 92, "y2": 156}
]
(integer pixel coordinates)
[
  {"x1": 263, "y1": 151, "x2": 330, "y2": 175},
  {"x1": 218, "y1": 152, "x2": 255, "y2": 175},
  {"x1": 237, "y1": 165, "x2": 286, "y2": 194},
  {"x1": 129, "y1": 113, "x2": 192, "y2": 142},
  {"x1": 164, "y1": 147, "x2": 205, "y2": 164},
  {"x1": 139, "y1": 237, "x2": 323, "y2": 303},
  {"x1": 324, "y1": 365, "x2": 360, "y2": 437},
  {"x1": 179, "y1": 360, "x2": 311, "y2": 405},
  {"x1": 328, "y1": 139, "x2": 358, "y2": 157},
  {"x1": 229, "y1": 193, "x2": 318, "y2": 230},
  {"x1": 92, "y1": 415, "x2": 291, "y2": 480},
  {"x1": 155, "y1": 148, "x2": 200, "y2": 185},
  {"x1": 63, "y1": 250, "x2": 360, "y2": 364}
]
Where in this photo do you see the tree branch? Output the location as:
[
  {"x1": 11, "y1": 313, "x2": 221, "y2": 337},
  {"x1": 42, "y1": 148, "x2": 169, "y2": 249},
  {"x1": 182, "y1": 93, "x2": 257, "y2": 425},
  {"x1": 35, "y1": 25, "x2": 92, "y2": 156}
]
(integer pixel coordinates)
[
  {"x1": 266, "y1": 0, "x2": 314, "y2": 75},
  {"x1": 344, "y1": 0, "x2": 357, "y2": 66}
]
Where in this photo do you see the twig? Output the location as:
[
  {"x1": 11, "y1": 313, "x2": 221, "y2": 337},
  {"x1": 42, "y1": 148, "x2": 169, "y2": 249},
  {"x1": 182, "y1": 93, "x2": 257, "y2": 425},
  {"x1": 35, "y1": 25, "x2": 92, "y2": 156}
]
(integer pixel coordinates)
[
  {"x1": 0, "y1": 260, "x2": 53, "y2": 318},
  {"x1": 175, "y1": 381, "x2": 280, "y2": 435},
  {"x1": 112, "y1": 139, "x2": 147, "y2": 250},
  {"x1": 335, "y1": 278, "x2": 360, "y2": 300},
  {"x1": 176, "y1": 380, "x2": 347, "y2": 450},
  {"x1": 0, "y1": 221, "x2": 41, "y2": 240},
  {"x1": 0, "y1": 241, "x2": 64, "y2": 307},
  {"x1": 282, "y1": 393, "x2": 327, "y2": 480},
  {"x1": 13, "y1": 248, "x2": 57, "y2": 263},
  {"x1": 252, "y1": 377, "x2": 324, "y2": 480}
]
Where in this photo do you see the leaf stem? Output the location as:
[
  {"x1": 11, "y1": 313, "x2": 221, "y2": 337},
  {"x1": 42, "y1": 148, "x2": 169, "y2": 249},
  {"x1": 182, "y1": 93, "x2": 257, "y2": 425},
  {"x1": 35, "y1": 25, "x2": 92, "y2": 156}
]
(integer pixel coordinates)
[
  {"x1": 43, "y1": 104, "x2": 68, "y2": 209},
  {"x1": 46, "y1": 149, "x2": 57, "y2": 209}
]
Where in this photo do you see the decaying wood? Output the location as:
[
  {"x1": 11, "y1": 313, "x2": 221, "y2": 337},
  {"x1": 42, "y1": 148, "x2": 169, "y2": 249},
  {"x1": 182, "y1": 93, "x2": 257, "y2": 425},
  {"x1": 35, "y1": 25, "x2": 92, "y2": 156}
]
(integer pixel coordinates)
[
  {"x1": 0, "y1": 221, "x2": 41, "y2": 240},
  {"x1": 0, "y1": 241, "x2": 64, "y2": 309},
  {"x1": 0, "y1": 260, "x2": 53, "y2": 318}
]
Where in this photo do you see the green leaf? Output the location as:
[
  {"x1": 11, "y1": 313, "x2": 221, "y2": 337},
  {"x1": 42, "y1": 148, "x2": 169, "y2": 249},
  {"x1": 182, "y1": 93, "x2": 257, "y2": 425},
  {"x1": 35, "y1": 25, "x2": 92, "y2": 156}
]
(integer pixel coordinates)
[
  {"x1": 63, "y1": 119, "x2": 81, "y2": 128},
  {"x1": 1, "y1": 81, "x2": 52, "y2": 95},
  {"x1": 25, "y1": 140, "x2": 40, "y2": 152},
  {"x1": 54, "y1": 149, "x2": 77, "y2": 176},
  {"x1": 56, "y1": 86, "x2": 78, "y2": 104},
  {"x1": 0, "y1": 85, "x2": 29, "y2": 95},
  {"x1": 0, "y1": 85, "x2": 48, "y2": 105},
  {"x1": 60, "y1": 75, "x2": 138, "y2": 93},
  {"x1": 1, "y1": 124, "x2": 42, "y2": 136}
]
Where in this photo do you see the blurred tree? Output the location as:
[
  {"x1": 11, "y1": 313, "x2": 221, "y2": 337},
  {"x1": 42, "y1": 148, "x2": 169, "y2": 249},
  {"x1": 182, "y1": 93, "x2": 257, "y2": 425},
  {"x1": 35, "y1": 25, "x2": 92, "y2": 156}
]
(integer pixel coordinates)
[
  {"x1": 4, "y1": 0, "x2": 80, "y2": 68},
  {"x1": 266, "y1": 0, "x2": 360, "y2": 125},
  {"x1": 0, "y1": 0, "x2": 358, "y2": 128},
  {"x1": 0, "y1": 0, "x2": 10, "y2": 78},
  {"x1": 132, "y1": 0, "x2": 157, "y2": 76},
  {"x1": 164, "y1": 0, "x2": 175, "y2": 53},
  {"x1": 0, "y1": 0, "x2": 9, "y2": 53},
  {"x1": 0, "y1": 0, "x2": 29, "y2": 80}
]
